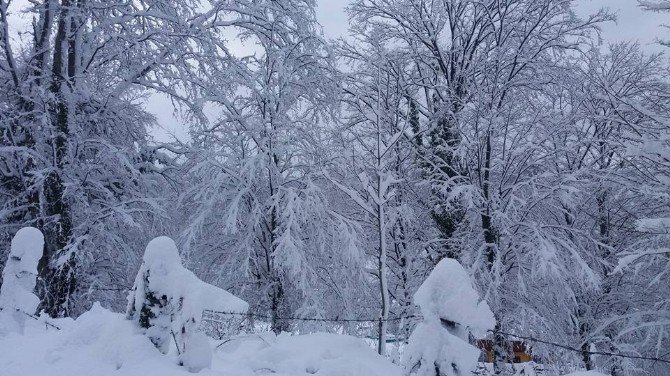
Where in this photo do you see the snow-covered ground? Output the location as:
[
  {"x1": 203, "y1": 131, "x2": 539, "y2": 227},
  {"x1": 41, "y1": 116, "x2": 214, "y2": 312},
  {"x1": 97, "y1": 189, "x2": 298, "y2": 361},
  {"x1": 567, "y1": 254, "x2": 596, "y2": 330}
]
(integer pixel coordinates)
[
  {"x1": 0, "y1": 302, "x2": 601, "y2": 376},
  {"x1": 562, "y1": 371, "x2": 608, "y2": 376},
  {"x1": 0, "y1": 303, "x2": 402, "y2": 376}
]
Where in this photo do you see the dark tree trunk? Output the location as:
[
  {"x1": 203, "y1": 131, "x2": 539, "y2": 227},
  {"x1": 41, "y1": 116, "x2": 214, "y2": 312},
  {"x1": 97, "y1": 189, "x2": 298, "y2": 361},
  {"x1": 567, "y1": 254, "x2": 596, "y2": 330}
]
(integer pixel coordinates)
[{"x1": 37, "y1": 0, "x2": 77, "y2": 318}]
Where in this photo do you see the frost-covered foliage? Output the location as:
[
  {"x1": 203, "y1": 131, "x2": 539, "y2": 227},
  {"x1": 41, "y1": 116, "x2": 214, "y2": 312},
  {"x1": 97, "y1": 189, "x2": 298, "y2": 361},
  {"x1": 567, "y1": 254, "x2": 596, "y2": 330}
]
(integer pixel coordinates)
[
  {"x1": 527, "y1": 44, "x2": 670, "y2": 374},
  {"x1": 178, "y1": 0, "x2": 371, "y2": 335},
  {"x1": 639, "y1": 1, "x2": 670, "y2": 12},
  {"x1": 346, "y1": 1, "x2": 670, "y2": 374},
  {"x1": 331, "y1": 35, "x2": 437, "y2": 353},
  {"x1": 0, "y1": 0, "x2": 214, "y2": 317},
  {"x1": 404, "y1": 258, "x2": 494, "y2": 376},
  {"x1": 0, "y1": 227, "x2": 44, "y2": 335},
  {"x1": 127, "y1": 236, "x2": 248, "y2": 372}
]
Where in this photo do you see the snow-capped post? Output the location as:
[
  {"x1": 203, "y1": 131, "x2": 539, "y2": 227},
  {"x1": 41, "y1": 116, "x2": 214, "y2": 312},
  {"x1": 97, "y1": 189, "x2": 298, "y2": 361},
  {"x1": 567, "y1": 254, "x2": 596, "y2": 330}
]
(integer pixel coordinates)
[
  {"x1": 126, "y1": 236, "x2": 248, "y2": 372},
  {"x1": 0, "y1": 227, "x2": 44, "y2": 336},
  {"x1": 403, "y1": 258, "x2": 495, "y2": 376}
]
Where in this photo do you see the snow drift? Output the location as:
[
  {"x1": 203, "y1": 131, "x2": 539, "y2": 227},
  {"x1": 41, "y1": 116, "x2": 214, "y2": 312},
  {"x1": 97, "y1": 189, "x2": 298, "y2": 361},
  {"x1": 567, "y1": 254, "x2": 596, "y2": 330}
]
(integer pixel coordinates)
[{"x1": 0, "y1": 304, "x2": 402, "y2": 376}]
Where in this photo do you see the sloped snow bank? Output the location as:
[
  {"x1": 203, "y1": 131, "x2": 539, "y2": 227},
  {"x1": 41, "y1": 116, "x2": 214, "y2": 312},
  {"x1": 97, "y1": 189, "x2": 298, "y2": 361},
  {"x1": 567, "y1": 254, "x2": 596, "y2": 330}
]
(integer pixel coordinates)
[{"x1": 0, "y1": 303, "x2": 402, "y2": 376}]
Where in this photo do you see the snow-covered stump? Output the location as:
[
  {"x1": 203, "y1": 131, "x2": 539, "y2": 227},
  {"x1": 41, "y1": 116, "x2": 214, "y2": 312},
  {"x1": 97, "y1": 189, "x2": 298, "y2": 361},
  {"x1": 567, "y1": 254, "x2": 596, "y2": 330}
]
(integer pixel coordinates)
[
  {"x1": 403, "y1": 258, "x2": 495, "y2": 376},
  {"x1": 0, "y1": 227, "x2": 44, "y2": 336},
  {"x1": 126, "y1": 236, "x2": 248, "y2": 372}
]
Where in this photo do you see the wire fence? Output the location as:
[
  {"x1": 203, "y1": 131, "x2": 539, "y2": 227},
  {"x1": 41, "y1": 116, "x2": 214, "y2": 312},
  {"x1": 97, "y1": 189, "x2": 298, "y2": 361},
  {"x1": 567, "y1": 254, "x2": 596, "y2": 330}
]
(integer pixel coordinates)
[
  {"x1": 202, "y1": 310, "x2": 670, "y2": 366},
  {"x1": 203, "y1": 309, "x2": 411, "y2": 323},
  {"x1": 5, "y1": 304, "x2": 668, "y2": 366}
]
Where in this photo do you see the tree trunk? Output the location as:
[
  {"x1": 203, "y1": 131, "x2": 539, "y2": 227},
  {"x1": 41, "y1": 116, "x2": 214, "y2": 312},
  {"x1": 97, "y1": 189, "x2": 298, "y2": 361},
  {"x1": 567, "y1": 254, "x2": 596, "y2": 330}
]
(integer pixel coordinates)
[
  {"x1": 375, "y1": 86, "x2": 390, "y2": 355},
  {"x1": 270, "y1": 277, "x2": 288, "y2": 334},
  {"x1": 482, "y1": 131, "x2": 497, "y2": 267},
  {"x1": 377, "y1": 197, "x2": 389, "y2": 355},
  {"x1": 480, "y1": 130, "x2": 507, "y2": 374},
  {"x1": 37, "y1": 0, "x2": 77, "y2": 318},
  {"x1": 492, "y1": 321, "x2": 508, "y2": 375}
]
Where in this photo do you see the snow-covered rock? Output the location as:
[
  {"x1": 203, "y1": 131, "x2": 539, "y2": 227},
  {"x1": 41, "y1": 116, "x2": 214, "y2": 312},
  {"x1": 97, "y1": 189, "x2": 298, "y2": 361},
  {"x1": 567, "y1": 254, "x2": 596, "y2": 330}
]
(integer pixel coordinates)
[
  {"x1": 126, "y1": 236, "x2": 248, "y2": 371},
  {"x1": 404, "y1": 258, "x2": 495, "y2": 376},
  {"x1": 0, "y1": 227, "x2": 44, "y2": 336}
]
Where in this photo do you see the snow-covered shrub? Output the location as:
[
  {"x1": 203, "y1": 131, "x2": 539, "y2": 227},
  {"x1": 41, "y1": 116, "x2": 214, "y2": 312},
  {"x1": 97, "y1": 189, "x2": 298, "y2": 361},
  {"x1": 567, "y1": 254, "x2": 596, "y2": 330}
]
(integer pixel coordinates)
[
  {"x1": 126, "y1": 236, "x2": 248, "y2": 372},
  {"x1": 403, "y1": 258, "x2": 495, "y2": 376},
  {"x1": 0, "y1": 227, "x2": 44, "y2": 336}
]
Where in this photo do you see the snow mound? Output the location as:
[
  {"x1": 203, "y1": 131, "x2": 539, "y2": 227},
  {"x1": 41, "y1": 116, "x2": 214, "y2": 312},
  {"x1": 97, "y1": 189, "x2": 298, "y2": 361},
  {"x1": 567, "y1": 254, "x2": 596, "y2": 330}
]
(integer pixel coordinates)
[
  {"x1": 0, "y1": 303, "x2": 218, "y2": 376},
  {"x1": 143, "y1": 236, "x2": 182, "y2": 266},
  {"x1": 403, "y1": 320, "x2": 480, "y2": 376},
  {"x1": 404, "y1": 258, "x2": 494, "y2": 376},
  {"x1": 127, "y1": 236, "x2": 249, "y2": 322}
]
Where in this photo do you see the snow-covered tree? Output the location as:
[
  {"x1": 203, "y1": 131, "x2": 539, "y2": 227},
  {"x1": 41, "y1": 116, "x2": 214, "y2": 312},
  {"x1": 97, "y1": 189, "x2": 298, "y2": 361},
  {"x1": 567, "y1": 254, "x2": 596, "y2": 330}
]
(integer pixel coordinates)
[
  {"x1": 329, "y1": 33, "x2": 435, "y2": 354},
  {"x1": 639, "y1": 1, "x2": 670, "y2": 12},
  {"x1": 347, "y1": 1, "x2": 612, "y2": 372},
  {"x1": 178, "y1": 0, "x2": 371, "y2": 335},
  {"x1": 404, "y1": 258, "x2": 495, "y2": 376},
  {"x1": 0, "y1": 227, "x2": 44, "y2": 335},
  {"x1": 0, "y1": 0, "x2": 234, "y2": 317},
  {"x1": 127, "y1": 236, "x2": 248, "y2": 372},
  {"x1": 519, "y1": 42, "x2": 670, "y2": 374}
]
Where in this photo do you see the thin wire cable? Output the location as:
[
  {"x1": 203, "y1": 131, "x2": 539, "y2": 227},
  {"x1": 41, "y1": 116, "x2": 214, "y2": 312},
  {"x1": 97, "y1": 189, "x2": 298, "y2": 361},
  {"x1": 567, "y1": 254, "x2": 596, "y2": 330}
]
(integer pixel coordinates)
[
  {"x1": 202, "y1": 310, "x2": 670, "y2": 365},
  {"x1": 489, "y1": 329, "x2": 670, "y2": 365},
  {"x1": 0, "y1": 307, "x2": 61, "y2": 330},
  {"x1": 202, "y1": 310, "x2": 413, "y2": 323}
]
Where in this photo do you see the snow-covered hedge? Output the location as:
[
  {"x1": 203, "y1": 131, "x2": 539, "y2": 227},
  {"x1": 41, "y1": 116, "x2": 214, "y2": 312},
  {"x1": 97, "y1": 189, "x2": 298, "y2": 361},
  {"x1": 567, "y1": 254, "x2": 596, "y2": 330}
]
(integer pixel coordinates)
[
  {"x1": 0, "y1": 227, "x2": 44, "y2": 336},
  {"x1": 126, "y1": 236, "x2": 248, "y2": 372}
]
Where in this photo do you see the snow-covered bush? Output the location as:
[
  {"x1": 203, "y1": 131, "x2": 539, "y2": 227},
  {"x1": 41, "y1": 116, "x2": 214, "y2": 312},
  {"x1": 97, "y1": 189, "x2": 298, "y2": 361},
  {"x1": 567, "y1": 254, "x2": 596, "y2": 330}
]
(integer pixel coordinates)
[
  {"x1": 0, "y1": 227, "x2": 44, "y2": 336},
  {"x1": 403, "y1": 258, "x2": 495, "y2": 376},
  {"x1": 126, "y1": 236, "x2": 248, "y2": 372}
]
